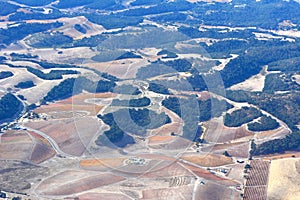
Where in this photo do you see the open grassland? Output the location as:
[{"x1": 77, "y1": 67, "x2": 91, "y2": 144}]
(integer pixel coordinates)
[
  {"x1": 142, "y1": 185, "x2": 194, "y2": 200},
  {"x1": 25, "y1": 16, "x2": 106, "y2": 40},
  {"x1": 267, "y1": 158, "x2": 300, "y2": 200},
  {"x1": 80, "y1": 158, "x2": 126, "y2": 170},
  {"x1": 78, "y1": 193, "x2": 131, "y2": 200},
  {"x1": 83, "y1": 59, "x2": 149, "y2": 79},
  {"x1": 35, "y1": 170, "x2": 126, "y2": 196},
  {"x1": 202, "y1": 142, "x2": 250, "y2": 158}
]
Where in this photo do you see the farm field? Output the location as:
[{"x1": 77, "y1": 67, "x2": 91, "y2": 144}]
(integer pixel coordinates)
[{"x1": 0, "y1": 0, "x2": 300, "y2": 199}]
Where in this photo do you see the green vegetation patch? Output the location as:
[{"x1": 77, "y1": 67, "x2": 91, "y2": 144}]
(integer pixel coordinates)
[
  {"x1": 0, "y1": 2, "x2": 19, "y2": 16},
  {"x1": 148, "y1": 82, "x2": 170, "y2": 95},
  {"x1": 74, "y1": 24, "x2": 87, "y2": 34},
  {"x1": 0, "y1": 71, "x2": 13, "y2": 80},
  {"x1": 115, "y1": 52, "x2": 142, "y2": 60},
  {"x1": 15, "y1": 81, "x2": 35, "y2": 89},
  {"x1": 157, "y1": 50, "x2": 178, "y2": 59},
  {"x1": 224, "y1": 107, "x2": 262, "y2": 127},
  {"x1": 252, "y1": 131, "x2": 300, "y2": 155},
  {"x1": 12, "y1": 0, "x2": 55, "y2": 6},
  {"x1": 0, "y1": 22, "x2": 63, "y2": 46},
  {"x1": 0, "y1": 93, "x2": 23, "y2": 123},
  {"x1": 263, "y1": 73, "x2": 300, "y2": 93},
  {"x1": 248, "y1": 115, "x2": 280, "y2": 132},
  {"x1": 26, "y1": 32, "x2": 73, "y2": 48},
  {"x1": 43, "y1": 77, "x2": 116, "y2": 102},
  {"x1": 26, "y1": 67, "x2": 79, "y2": 80},
  {"x1": 111, "y1": 97, "x2": 151, "y2": 107}
]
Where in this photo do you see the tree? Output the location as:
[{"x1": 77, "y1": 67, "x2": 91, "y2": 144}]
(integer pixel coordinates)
[
  {"x1": 223, "y1": 151, "x2": 231, "y2": 157},
  {"x1": 245, "y1": 164, "x2": 251, "y2": 169}
]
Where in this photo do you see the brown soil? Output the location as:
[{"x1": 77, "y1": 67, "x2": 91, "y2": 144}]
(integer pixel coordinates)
[{"x1": 181, "y1": 154, "x2": 233, "y2": 167}]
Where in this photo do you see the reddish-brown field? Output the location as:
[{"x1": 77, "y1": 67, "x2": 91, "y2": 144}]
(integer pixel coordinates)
[
  {"x1": 0, "y1": 130, "x2": 33, "y2": 160},
  {"x1": 35, "y1": 92, "x2": 116, "y2": 117},
  {"x1": 148, "y1": 135, "x2": 175, "y2": 145},
  {"x1": 204, "y1": 119, "x2": 254, "y2": 143},
  {"x1": 28, "y1": 131, "x2": 56, "y2": 164},
  {"x1": 26, "y1": 117, "x2": 102, "y2": 156},
  {"x1": 35, "y1": 96, "x2": 110, "y2": 117},
  {"x1": 80, "y1": 158, "x2": 126, "y2": 170},
  {"x1": 180, "y1": 162, "x2": 235, "y2": 183},
  {"x1": 29, "y1": 143, "x2": 55, "y2": 164}
]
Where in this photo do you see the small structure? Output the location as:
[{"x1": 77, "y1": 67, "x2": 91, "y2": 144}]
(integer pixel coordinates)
[{"x1": 125, "y1": 157, "x2": 146, "y2": 166}]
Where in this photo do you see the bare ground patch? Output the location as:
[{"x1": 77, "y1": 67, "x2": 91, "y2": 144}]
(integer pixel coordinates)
[
  {"x1": 181, "y1": 153, "x2": 233, "y2": 167},
  {"x1": 267, "y1": 158, "x2": 300, "y2": 200}
]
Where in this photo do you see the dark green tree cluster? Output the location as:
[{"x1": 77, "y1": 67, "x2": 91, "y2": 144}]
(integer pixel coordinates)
[
  {"x1": 8, "y1": 9, "x2": 66, "y2": 21},
  {"x1": 101, "y1": 73, "x2": 119, "y2": 82},
  {"x1": 115, "y1": 52, "x2": 142, "y2": 60},
  {"x1": 148, "y1": 82, "x2": 170, "y2": 94},
  {"x1": 0, "y1": 71, "x2": 13, "y2": 80},
  {"x1": 0, "y1": 22, "x2": 63, "y2": 45},
  {"x1": 129, "y1": 108, "x2": 171, "y2": 129},
  {"x1": 54, "y1": 0, "x2": 116, "y2": 9},
  {"x1": 74, "y1": 24, "x2": 87, "y2": 34},
  {"x1": 63, "y1": 34, "x2": 107, "y2": 48},
  {"x1": 34, "y1": 61, "x2": 79, "y2": 69},
  {"x1": 252, "y1": 131, "x2": 300, "y2": 155},
  {"x1": 224, "y1": 107, "x2": 262, "y2": 127},
  {"x1": 162, "y1": 97, "x2": 181, "y2": 117},
  {"x1": 268, "y1": 57, "x2": 300, "y2": 72},
  {"x1": 28, "y1": 32, "x2": 73, "y2": 48},
  {"x1": 13, "y1": 0, "x2": 54, "y2": 6},
  {"x1": 199, "y1": 98, "x2": 233, "y2": 122},
  {"x1": 10, "y1": 53, "x2": 38, "y2": 61},
  {"x1": 221, "y1": 42, "x2": 300, "y2": 88},
  {"x1": 0, "y1": 56, "x2": 6, "y2": 63},
  {"x1": 0, "y1": 93, "x2": 23, "y2": 122},
  {"x1": 96, "y1": 113, "x2": 135, "y2": 148},
  {"x1": 162, "y1": 59, "x2": 192, "y2": 72},
  {"x1": 86, "y1": 14, "x2": 143, "y2": 29},
  {"x1": 14, "y1": 81, "x2": 35, "y2": 89},
  {"x1": 43, "y1": 78, "x2": 78, "y2": 102},
  {"x1": 157, "y1": 50, "x2": 178, "y2": 59},
  {"x1": 191, "y1": 0, "x2": 300, "y2": 29},
  {"x1": 111, "y1": 97, "x2": 151, "y2": 107},
  {"x1": 114, "y1": 84, "x2": 141, "y2": 95},
  {"x1": 0, "y1": 1, "x2": 19, "y2": 16},
  {"x1": 263, "y1": 73, "x2": 299, "y2": 93},
  {"x1": 43, "y1": 77, "x2": 116, "y2": 102},
  {"x1": 226, "y1": 90, "x2": 300, "y2": 131},
  {"x1": 248, "y1": 115, "x2": 280, "y2": 132},
  {"x1": 26, "y1": 67, "x2": 79, "y2": 80},
  {"x1": 120, "y1": 1, "x2": 193, "y2": 17}
]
